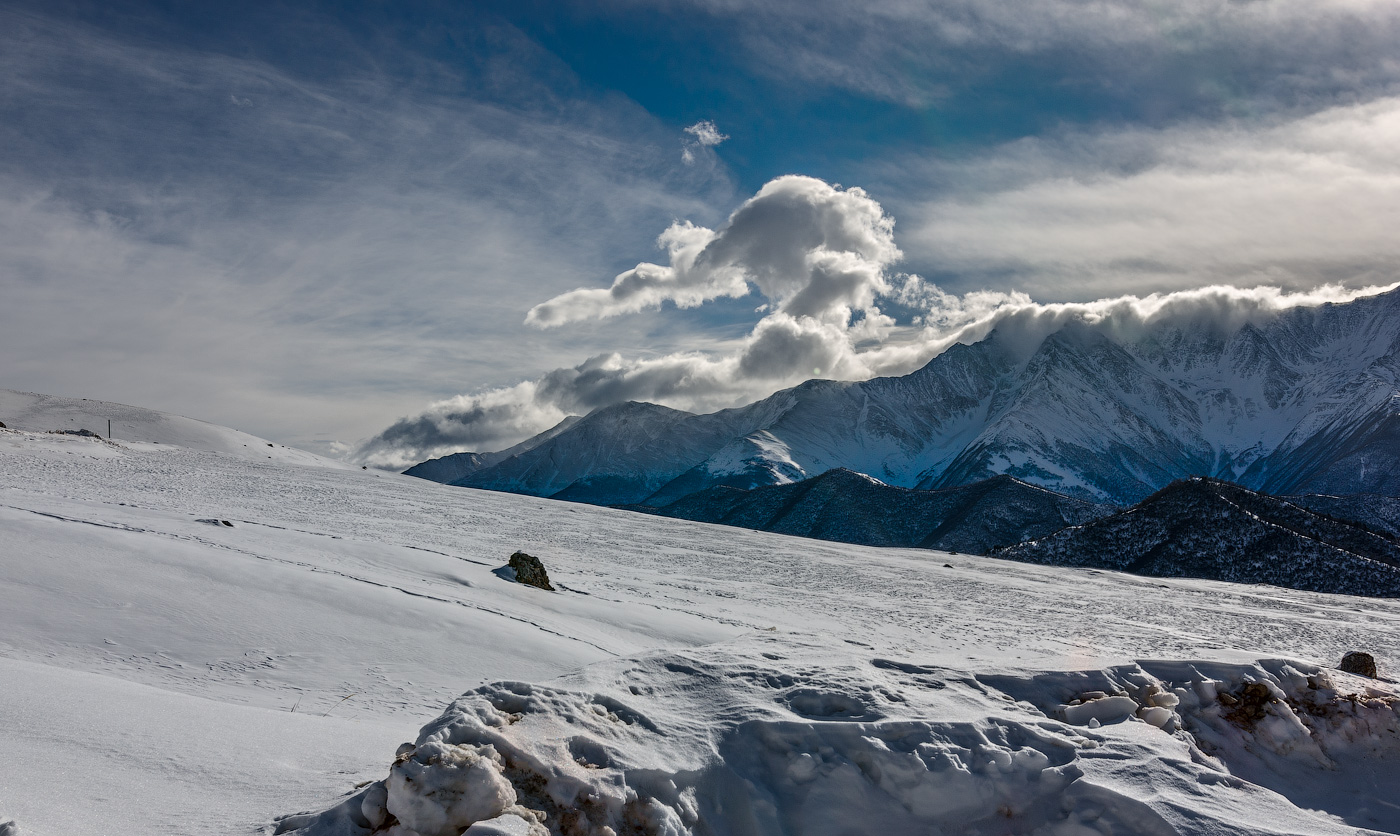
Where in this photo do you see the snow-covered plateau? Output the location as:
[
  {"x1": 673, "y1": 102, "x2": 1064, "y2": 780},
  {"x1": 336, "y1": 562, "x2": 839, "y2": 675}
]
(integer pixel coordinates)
[{"x1": 2, "y1": 389, "x2": 1400, "y2": 835}]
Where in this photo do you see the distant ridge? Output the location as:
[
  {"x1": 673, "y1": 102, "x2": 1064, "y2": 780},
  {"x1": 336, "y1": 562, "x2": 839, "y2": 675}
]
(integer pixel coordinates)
[
  {"x1": 404, "y1": 451, "x2": 489, "y2": 484},
  {"x1": 404, "y1": 415, "x2": 583, "y2": 484},
  {"x1": 630, "y1": 469, "x2": 1114, "y2": 554},
  {"x1": 992, "y1": 477, "x2": 1400, "y2": 597},
  {"x1": 1287, "y1": 493, "x2": 1400, "y2": 540}
]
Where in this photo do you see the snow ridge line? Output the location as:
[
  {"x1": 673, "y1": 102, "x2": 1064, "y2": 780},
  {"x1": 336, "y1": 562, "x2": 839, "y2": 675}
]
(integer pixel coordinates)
[{"x1": 1209, "y1": 487, "x2": 1400, "y2": 570}]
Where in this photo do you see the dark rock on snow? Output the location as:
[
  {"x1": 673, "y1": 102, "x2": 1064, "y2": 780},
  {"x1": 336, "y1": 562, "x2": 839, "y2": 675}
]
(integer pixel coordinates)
[
  {"x1": 1339, "y1": 651, "x2": 1379, "y2": 678},
  {"x1": 508, "y1": 552, "x2": 555, "y2": 591}
]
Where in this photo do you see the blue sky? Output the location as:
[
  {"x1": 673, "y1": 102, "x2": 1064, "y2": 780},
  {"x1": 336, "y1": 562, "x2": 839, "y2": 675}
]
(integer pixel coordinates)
[{"x1": 4, "y1": 0, "x2": 1400, "y2": 465}]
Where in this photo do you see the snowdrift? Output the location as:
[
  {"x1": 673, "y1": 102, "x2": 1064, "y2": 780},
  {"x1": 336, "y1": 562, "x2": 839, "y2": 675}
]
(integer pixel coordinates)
[{"x1": 281, "y1": 637, "x2": 1400, "y2": 836}]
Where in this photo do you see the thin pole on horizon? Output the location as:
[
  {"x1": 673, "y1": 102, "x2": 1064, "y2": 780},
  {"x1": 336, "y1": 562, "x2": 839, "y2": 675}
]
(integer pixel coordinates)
[{"x1": 108, "y1": 419, "x2": 111, "y2": 438}]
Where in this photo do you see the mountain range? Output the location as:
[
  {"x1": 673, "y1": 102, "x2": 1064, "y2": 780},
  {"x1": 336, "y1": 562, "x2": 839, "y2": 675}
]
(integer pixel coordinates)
[
  {"x1": 993, "y1": 477, "x2": 1400, "y2": 597},
  {"x1": 628, "y1": 469, "x2": 1113, "y2": 554},
  {"x1": 411, "y1": 287, "x2": 1400, "y2": 508}
]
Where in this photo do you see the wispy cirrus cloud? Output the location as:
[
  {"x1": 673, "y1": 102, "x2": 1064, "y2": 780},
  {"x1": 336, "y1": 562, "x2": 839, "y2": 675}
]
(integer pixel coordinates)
[
  {"x1": 0, "y1": 5, "x2": 733, "y2": 453},
  {"x1": 641, "y1": 0, "x2": 1400, "y2": 114},
  {"x1": 883, "y1": 96, "x2": 1400, "y2": 299}
]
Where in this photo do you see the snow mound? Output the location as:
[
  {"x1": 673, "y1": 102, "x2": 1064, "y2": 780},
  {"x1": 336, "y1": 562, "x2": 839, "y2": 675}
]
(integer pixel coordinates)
[
  {"x1": 281, "y1": 637, "x2": 1399, "y2": 835},
  {"x1": 0, "y1": 389, "x2": 345, "y2": 467}
]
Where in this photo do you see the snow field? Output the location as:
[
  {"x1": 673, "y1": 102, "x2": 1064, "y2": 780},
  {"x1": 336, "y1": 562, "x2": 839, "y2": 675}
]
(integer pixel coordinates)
[{"x1": 0, "y1": 656, "x2": 406, "y2": 836}]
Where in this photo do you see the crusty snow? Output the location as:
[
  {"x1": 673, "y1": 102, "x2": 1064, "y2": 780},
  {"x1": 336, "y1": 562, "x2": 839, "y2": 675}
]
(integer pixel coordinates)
[{"x1": 2, "y1": 390, "x2": 1399, "y2": 835}]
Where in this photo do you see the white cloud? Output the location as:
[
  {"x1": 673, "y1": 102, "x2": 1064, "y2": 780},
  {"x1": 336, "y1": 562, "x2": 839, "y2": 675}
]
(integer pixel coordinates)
[
  {"x1": 684, "y1": 120, "x2": 728, "y2": 147},
  {"x1": 888, "y1": 96, "x2": 1400, "y2": 299},
  {"x1": 650, "y1": 0, "x2": 1400, "y2": 110},
  {"x1": 361, "y1": 273, "x2": 1398, "y2": 469},
  {"x1": 525, "y1": 176, "x2": 899, "y2": 327},
  {"x1": 681, "y1": 119, "x2": 728, "y2": 164}
]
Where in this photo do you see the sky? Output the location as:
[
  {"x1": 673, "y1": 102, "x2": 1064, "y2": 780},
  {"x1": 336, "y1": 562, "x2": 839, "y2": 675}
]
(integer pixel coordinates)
[{"x1": 3, "y1": 0, "x2": 1400, "y2": 467}]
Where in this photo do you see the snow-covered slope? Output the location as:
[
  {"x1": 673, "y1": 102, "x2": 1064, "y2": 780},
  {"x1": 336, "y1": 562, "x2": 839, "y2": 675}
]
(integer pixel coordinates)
[
  {"x1": 5, "y1": 393, "x2": 1400, "y2": 835},
  {"x1": 994, "y1": 477, "x2": 1400, "y2": 596},
  {"x1": 454, "y1": 287, "x2": 1400, "y2": 505},
  {"x1": 635, "y1": 469, "x2": 1114, "y2": 554},
  {"x1": 0, "y1": 388, "x2": 345, "y2": 468}
]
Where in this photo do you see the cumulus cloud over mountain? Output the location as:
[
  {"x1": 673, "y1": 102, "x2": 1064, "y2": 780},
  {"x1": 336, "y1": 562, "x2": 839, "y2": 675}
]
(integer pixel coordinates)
[
  {"x1": 525, "y1": 176, "x2": 899, "y2": 327},
  {"x1": 358, "y1": 173, "x2": 1396, "y2": 469}
]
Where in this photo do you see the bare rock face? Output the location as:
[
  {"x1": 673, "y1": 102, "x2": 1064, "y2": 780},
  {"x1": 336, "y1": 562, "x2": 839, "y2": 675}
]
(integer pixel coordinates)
[
  {"x1": 1339, "y1": 651, "x2": 1378, "y2": 678},
  {"x1": 508, "y1": 552, "x2": 555, "y2": 591}
]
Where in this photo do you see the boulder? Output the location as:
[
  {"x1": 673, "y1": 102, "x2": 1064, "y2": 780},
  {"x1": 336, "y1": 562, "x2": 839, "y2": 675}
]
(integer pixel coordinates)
[
  {"x1": 508, "y1": 552, "x2": 555, "y2": 591},
  {"x1": 1339, "y1": 651, "x2": 1378, "y2": 678}
]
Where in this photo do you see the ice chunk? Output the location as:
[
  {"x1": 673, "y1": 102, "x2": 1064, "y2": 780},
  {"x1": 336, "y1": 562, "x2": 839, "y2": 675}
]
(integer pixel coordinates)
[
  {"x1": 385, "y1": 742, "x2": 516, "y2": 836},
  {"x1": 1060, "y1": 695, "x2": 1138, "y2": 726},
  {"x1": 1137, "y1": 705, "x2": 1174, "y2": 728},
  {"x1": 464, "y1": 814, "x2": 543, "y2": 836}
]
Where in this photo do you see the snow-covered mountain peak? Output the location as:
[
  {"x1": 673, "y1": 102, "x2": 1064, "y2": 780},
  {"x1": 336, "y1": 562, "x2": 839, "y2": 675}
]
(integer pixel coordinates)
[{"x1": 442, "y1": 286, "x2": 1400, "y2": 505}]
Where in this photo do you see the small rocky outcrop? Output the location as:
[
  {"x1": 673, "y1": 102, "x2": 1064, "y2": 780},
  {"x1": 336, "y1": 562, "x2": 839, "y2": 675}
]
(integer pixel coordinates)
[
  {"x1": 0, "y1": 420, "x2": 7, "y2": 428},
  {"x1": 1218, "y1": 681, "x2": 1279, "y2": 727},
  {"x1": 1339, "y1": 651, "x2": 1378, "y2": 678},
  {"x1": 508, "y1": 552, "x2": 555, "y2": 591}
]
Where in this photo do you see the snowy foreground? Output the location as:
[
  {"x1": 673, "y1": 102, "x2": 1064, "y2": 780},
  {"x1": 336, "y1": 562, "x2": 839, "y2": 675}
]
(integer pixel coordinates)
[{"x1": 2, "y1": 392, "x2": 1399, "y2": 835}]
